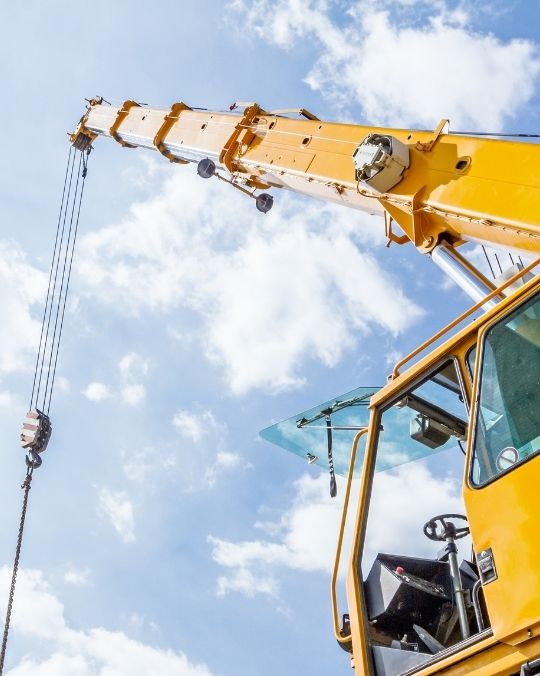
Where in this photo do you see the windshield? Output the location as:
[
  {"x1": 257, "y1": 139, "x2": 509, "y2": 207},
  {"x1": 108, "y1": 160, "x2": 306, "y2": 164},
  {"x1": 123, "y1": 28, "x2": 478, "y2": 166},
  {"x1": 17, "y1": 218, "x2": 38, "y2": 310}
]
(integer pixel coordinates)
[
  {"x1": 260, "y1": 386, "x2": 377, "y2": 476},
  {"x1": 260, "y1": 367, "x2": 467, "y2": 477}
]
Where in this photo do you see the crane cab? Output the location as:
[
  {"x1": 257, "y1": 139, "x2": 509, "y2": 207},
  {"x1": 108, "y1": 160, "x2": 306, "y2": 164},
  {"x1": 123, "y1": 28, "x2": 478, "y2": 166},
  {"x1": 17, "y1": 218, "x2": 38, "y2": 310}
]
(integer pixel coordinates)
[
  {"x1": 344, "y1": 265, "x2": 540, "y2": 675},
  {"x1": 261, "y1": 262, "x2": 540, "y2": 675}
]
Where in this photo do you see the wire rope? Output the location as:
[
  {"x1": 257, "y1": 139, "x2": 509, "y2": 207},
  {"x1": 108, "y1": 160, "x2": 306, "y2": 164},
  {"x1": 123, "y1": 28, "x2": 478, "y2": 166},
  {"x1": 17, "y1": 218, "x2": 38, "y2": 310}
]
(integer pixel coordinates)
[{"x1": 0, "y1": 145, "x2": 90, "y2": 675}]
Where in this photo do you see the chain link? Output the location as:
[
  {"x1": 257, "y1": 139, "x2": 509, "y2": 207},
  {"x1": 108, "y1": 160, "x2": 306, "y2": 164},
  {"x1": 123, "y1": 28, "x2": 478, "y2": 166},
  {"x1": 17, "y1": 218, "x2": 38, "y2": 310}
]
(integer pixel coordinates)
[{"x1": 0, "y1": 462, "x2": 35, "y2": 675}]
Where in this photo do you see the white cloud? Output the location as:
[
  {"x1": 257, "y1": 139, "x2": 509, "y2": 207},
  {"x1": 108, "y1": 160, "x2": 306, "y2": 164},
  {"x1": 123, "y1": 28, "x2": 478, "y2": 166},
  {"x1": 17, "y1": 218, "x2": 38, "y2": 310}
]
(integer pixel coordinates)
[
  {"x1": 0, "y1": 241, "x2": 46, "y2": 375},
  {"x1": 118, "y1": 353, "x2": 148, "y2": 405},
  {"x1": 229, "y1": 0, "x2": 540, "y2": 130},
  {"x1": 63, "y1": 567, "x2": 91, "y2": 586},
  {"x1": 216, "y1": 568, "x2": 279, "y2": 598},
  {"x1": 121, "y1": 384, "x2": 146, "y2": 406},
  {"x1": 122, "y1": 445, "x2": 176, "y2": 483},
  {"x1": 208, "y1": 463, "x2": 464, "y2": 598},
  {"x1": 208, "y1": 473, "x2": 345, "y2": 597},
  {"x1": 171, "y1": 408, "x2": 244, "y2": 490},
  {"x1": 0, "y1": 567, "x2": 213, "y2": 676},
  {"x1": 78, "y1": 166, "x2": 422, "y2": 394},
  {"x1": 204, "y1": 451, "x2": 242, "y2": 489},
  {"x1": 80, "y1": 354, "x2": 148, "y2": 406},
  {"x1": 215, "y1": 451, "x2": 241, "y2": 469},
  {"x1": 172, "y1": 409, "x2": 216, "y2": 443},
  {"x1": 81, "y1": 382, "x2": 111, "y2": 402},
  {"x1": 119, "y1": 352, "x2": 149, "y2": 380},
  {"x1": 97, "y1": 488, "x2": 136, "y2": 543},
  {"x1": 120, "y1": 411, "x2": 240, "y2": 492}
]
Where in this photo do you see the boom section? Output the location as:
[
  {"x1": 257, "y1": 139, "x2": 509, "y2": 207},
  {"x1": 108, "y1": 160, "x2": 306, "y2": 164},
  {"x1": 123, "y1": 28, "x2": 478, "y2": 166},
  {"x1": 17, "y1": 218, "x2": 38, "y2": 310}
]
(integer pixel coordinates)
[{"x1": 72, "y1": 100, "x2": 540, "y2": 256}]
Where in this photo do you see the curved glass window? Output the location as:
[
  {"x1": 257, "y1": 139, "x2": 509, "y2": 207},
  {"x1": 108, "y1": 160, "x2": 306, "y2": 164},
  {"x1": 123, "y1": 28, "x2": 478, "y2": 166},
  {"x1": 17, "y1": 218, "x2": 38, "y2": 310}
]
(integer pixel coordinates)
[{"x1": 471, "y1": 292, "x2": 540, "y2": 485}]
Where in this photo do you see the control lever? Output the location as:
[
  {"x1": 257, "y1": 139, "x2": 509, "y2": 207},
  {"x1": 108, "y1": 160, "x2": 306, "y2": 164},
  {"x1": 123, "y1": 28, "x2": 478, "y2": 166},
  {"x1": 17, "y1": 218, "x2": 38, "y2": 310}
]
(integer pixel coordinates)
[{"x1": 423, "y1": 514, "x2": 471, "y2": 640}]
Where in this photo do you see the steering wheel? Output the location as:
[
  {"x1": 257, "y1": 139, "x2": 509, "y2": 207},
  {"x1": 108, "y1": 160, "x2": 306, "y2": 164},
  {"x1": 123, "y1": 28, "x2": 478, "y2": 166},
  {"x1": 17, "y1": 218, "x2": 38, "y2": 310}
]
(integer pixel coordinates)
[{"x1": 423, "y1": 514, "x2": 470, "y2": 542}]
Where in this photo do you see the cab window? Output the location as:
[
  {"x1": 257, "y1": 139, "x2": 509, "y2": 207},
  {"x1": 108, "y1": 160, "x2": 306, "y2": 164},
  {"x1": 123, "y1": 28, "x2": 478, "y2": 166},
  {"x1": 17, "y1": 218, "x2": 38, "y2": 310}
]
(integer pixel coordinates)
[{"x1": 471, "y1": 292, "x2": 540, "y2": 485}]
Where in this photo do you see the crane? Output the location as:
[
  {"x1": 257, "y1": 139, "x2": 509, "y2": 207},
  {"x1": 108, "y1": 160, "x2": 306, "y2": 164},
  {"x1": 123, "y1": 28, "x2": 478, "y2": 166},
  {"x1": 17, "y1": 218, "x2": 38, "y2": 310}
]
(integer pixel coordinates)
[{"x1": 66, "y1": 98, "x2": 540, "y2": 675}]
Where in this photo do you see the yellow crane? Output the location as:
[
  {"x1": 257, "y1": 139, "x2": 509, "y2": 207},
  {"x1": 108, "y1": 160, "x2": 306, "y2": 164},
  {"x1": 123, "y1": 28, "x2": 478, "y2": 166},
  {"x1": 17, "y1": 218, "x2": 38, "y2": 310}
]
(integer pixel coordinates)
[{"x1": 70, "y1": 98, "x2": 540, "y2": 675}]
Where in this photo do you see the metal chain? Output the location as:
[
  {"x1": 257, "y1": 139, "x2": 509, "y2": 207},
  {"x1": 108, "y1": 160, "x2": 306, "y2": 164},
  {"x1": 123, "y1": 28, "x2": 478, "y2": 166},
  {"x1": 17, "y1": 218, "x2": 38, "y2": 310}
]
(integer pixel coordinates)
[
  {"x1": 325, "y1": 416, "x2": 337, "y2": 498},
  {"x1": 0, "y1": 461, "x2": 35, "y2": 675}
]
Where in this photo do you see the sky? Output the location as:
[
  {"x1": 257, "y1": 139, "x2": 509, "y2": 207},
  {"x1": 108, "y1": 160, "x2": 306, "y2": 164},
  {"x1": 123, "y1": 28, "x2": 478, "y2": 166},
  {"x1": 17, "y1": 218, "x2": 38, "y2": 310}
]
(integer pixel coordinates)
[{"x1": 0, "y1": 1, "x2": 539, "y2": 674}]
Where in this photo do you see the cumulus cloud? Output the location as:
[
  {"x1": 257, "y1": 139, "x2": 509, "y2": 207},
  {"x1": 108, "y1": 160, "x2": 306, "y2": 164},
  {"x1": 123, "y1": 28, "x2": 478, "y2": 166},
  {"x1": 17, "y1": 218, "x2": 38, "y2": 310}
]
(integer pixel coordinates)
[
  {"x1": 229, "y1": 0, "x2": 540, "y2": 130},
  {"x1": 119, "y1": 352, "x2": 148, "y2": 405},
  {"x1": 81, "y1": 354, "x2": 149, "y2": 405},
  {"x1": 172, "y1": 409, "x2": 216, "y2": 443},
  {"x1": 119, "y1": 352, "x2": 149, "y2": 380},
  {"x1": 0, "y1": 241, "x2": 46, "y2": 376},
  {"x1": 0, "y1": 567, "x2": 213, "y2": 676},
  {"x1": 171, "y1": 408, "x2": 244, "y2": 490},
  {"x1": 97, "y1": 488, "x2": 136, "y2": 543},
  {"x1": 119, "y1": 409, "x2": 241, "y2": 491},
  {"x1": 63, "y1": 567, "x2": 91, "y2": 586},
  {"x1": 204, "y1": 451, "x2": 242, "y2": 488},
  {"x1": 78, "y1": 165, "x2": 422, "y2": 394},
  {"x1": 82, "y1": 382, "x2": 111, "y2": 402},
  {"x1": 121, "y1": 384, "x2": 146, "y2": 406},
  {"x1": 216, "y1": 567, "x2": 279, "y2": 598},
  {"x1": 208, "y1": 462, "x2": 464, "y2": 599},
  {"x1": 121, "y1": 445, "x2": 175, "y2": 483},
  {"x1": 208, "y1": 473, "x2": 346, "y2": 598}
]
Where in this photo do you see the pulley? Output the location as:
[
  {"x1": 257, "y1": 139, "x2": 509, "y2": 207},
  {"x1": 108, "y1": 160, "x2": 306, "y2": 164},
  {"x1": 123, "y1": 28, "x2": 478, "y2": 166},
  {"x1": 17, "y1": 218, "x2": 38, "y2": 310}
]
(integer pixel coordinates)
[
  {"x1": 197, "y1": 158, "x2": 216, "y2": 178},
  {"x1": 20, "y1": 409, "x2": 52, "y2": 455},
  {"x1": 196, "y1": 158, "x2": 274, "y2": 213},
  {"x1": 255, "y1": 193, "x2": 273, "y2": 214},
  {"x1": 353, "y1": 133, "x2": 409, "y2": 192}
]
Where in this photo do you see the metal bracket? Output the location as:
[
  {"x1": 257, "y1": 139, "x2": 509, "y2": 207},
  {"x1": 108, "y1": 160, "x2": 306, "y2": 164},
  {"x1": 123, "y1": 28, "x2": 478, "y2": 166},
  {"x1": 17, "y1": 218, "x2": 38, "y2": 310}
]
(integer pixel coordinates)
[
  {"x1": 220, "y1": 103, "x2": 266, "y2": 174},
  {"x1": 109, "y1": 100, "x2": 141, "y2": 148},
  {"x1": 384, "y1": 212, "x2": 409, "y2": 247},
  {"x1": 416, "y1": 118, "x2": 449, "y2": 153},
  {"x1": 153, "y1": 101, "x2": 192, "y2": 163},
  {"x1": 269, "y1": 107, "x2": 319, "y2": 121}
]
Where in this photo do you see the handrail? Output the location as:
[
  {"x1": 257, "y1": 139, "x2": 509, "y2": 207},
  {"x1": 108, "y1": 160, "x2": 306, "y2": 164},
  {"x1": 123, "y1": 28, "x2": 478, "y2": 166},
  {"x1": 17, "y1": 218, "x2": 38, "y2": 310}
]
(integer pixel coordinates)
[
  {"x1": 331, "y1": 427, "x2": 368, "y2": 645},
  {"x1": 392, "y1": 257, "x2": 540, "y2": 379}
]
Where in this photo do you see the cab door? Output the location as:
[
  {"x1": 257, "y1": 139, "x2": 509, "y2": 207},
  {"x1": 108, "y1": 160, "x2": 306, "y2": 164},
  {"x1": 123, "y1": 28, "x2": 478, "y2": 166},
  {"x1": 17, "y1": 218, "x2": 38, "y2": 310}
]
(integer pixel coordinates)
[{"x1": 464, "y1": 283, "x2": 540, "y2": 642}]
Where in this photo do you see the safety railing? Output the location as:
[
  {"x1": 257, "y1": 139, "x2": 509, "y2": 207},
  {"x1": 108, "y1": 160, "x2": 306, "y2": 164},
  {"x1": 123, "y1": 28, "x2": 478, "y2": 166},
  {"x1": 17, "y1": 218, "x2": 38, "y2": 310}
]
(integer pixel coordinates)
[
  {"x1": 392, "y1": 257, "x2": 540, "y2": 379},
  {"x1": 331, "y1": 427, "x2": 368, "y2": 646}
]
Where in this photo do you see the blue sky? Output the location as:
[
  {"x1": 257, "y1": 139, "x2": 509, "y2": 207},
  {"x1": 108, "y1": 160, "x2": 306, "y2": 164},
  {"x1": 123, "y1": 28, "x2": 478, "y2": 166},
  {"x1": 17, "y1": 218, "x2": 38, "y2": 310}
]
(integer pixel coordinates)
[{"x1": 0, "y1": 1, "x2": 539, "y2": 674}]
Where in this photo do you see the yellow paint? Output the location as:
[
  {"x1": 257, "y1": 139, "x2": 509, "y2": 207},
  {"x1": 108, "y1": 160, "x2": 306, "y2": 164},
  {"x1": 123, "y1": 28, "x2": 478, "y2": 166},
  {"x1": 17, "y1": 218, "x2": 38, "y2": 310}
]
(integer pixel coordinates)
[{"x1": 71, "y1": 100, "x2": 540, "y2": 257}]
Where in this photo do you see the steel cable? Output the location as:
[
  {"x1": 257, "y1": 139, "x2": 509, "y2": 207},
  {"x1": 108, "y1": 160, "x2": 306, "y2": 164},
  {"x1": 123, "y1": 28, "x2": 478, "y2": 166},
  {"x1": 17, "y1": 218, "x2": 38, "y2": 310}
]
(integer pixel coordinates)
[
  {"x1": 34, "y1": 151, "x2": 78, "y2": 408},
  {"x1": 0, "y1": 146, "x2": 90, "y2": 675},
  {"x1": 29, "y1": 147, "x2": 74, "y2": 409}
]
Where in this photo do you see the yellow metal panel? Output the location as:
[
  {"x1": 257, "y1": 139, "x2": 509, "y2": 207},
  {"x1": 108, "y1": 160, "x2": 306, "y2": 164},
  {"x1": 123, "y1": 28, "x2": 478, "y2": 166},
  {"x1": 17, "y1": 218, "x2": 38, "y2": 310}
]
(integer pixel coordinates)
[
  {"x1": 74, "y1": 101, "x2": 540, "y2": 256},
  {"x1": 165, "y1": 112, "x2": 237, "y2": 156},
  {"x1": 464, "y1": 282, "x2": 540, "y2": 644}
]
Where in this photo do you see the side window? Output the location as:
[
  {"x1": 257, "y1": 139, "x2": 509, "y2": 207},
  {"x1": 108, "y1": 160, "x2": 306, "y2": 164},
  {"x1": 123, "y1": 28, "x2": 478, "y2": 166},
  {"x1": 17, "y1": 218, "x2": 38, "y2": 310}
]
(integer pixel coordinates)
[{"x1": 471, "y1": 292, "x2": 540, "y2": 485}]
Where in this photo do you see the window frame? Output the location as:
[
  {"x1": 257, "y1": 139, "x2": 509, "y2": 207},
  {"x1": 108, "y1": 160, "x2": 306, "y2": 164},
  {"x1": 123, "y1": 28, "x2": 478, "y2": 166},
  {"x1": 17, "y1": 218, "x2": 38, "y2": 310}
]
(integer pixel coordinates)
[
  {"x1": 358, "y1": 355, "x2": 471, "y2": 672},
  {"x1": 468, "y1": 287, "x2": 540, "y2": 489}
]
